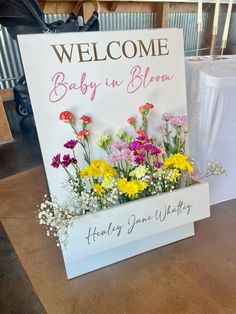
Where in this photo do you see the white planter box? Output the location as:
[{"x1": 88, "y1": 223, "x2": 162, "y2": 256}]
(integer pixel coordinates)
[{"x1": 61, "y1": 181, "x2": 210, "y2": 279}]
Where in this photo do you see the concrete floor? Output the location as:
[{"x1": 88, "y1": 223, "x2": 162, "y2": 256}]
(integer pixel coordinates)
[
  {"x1": 0, "y1": 102, "x2": 45, "y2": 313},
  {"x1": 1, "y1": 102, "x2": 236, "y2": 313},
  {"x1": 0, "y1": 222, "x2": 46, "y2": 313}
]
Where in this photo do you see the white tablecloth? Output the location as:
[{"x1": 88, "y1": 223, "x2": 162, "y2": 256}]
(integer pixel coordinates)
[{"x1": 186, "y1": 56, "x2": 236, "y2": 204}]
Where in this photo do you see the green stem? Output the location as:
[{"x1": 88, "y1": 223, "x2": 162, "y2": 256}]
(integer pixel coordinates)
[
  {"x1": 70, "y1": 122, "x2": 77, "y2": 136},
  {"x1": 72, "y1": 149, "x2": 80, "y2": 172},
  {"x1": 125, "y1": 161, "x2": 130, "y2": 177},
  {"x1": 63, "y1": 167, "x2": 74, "y2": 180}
]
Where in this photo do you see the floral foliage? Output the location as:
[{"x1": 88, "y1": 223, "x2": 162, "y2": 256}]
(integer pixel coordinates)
[{"x1": 37, "y1": 103, "x2": 226, "y2": 246}]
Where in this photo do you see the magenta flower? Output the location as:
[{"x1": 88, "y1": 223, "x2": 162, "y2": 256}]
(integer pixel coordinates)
[
  {"x1": 51, "y1": 154, "x2": 61, "y2": 168},
  {"x1": 153, "y1": 160, "x2": 163, "y2": 168},
  {"x1": 144, "y1": 143, "x2": 161, "y2": 155},
  {"x1": 64, "y1": 139, "x2": 78, "y2": 149},
  {"x1": 128, "y1": 141, "x2": 145, "y2": 164},
  {"x1": 128, "y1": 140, "x2": 143, "y2": 153},
  {"x1": 134, "y1": 154, "x2": 145, "y2": 164},
  {"x1": 61, "y1": 154, "x2": 72, "y2": 168},
  {"x1": 129, "y1": 140, "x2": 160, "y2": 156},
  {"x1": 71, "y1": 158, "x2": 77, "y2": 164},
  {"x1": 136, "y1": 135, "x2": 150, "y2": 144},
  {"x1": 129, "y1": 137, "x2": 162, "y2": 165}
]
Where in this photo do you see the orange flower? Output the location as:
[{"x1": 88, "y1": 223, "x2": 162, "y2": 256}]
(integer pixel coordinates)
[
  {"x1": 80, "y1": 115, "x2": 92, "y2": 124},
  {"x1": 138, "y1": 102, "x2": 154, "y2": 113},
  {"x1": 127, "y1": 117, "x2": 136, "y2": 126},
  {"x1": 136, "y1": 129, "x2": 146, "y2": 135},
  {"x1": 138, "y1": 105, "x2": 146, "y2": 113},
  {"x1": 77, "y1": 129, "x2": 89, "y2": 139},
  {"x1": 146, "y1": 102, "x2": 154, "y2": 109},
  {"x1": 59, "y1": 111, "x2": 72, "y2": 123}
]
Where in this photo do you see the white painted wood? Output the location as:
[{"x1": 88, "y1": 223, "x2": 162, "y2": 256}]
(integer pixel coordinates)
[
  {"x1": 61, "y1": 181, "x2": 209, "y2": 279},
  {"x1": 65, "y1": 223, "x2": 195, "y2": 279},
  {"x1": 17, "y1": 30, "x2": 210, "y2": 279},
  {"x1": 18, "y1": 29, "x2": 187, "y2": 203}
]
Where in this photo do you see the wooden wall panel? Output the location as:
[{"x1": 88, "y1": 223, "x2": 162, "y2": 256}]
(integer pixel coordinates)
[
  {"x1": 0, "y1": 97, "x2": 13, "y2": 144},
  {"x1": 39, "y1": 1, "x2": 158, "y2": 13},
  {"x1": 39, "y1": 1, "x2": 77, "y2": 13}
]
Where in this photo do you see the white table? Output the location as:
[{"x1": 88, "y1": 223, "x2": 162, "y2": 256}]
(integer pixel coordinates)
[{"x1": 186, "y1": 56, "x2": 236, "y2": 205}]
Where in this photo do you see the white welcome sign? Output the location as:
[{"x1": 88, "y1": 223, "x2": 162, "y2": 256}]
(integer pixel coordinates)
[
  {"x1": 18, "y1": 29, "x2": 209, "y2": 279},
  {"x1": 18, "y1": 29, "x2": 186, "y2": 202}
]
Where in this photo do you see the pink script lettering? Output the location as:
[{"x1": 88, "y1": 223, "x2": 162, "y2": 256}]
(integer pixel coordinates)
[
  {"x1": 126, "y1": 65, "x2": 174, "y2": 94},
  {"x1": 105, "y1": 78, "x2": 123, "y2": 88},
  {"x1": 49, "y1": 72, "x2": 102, "y2": 102}
]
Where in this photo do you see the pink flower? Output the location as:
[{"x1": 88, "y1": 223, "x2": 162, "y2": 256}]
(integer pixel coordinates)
[
  {"x1": 77, "y1": 129, "x2": 89, "y2": 139},
  {"x1": 112, "y1": 141, "x2": 128, "y2": 150},
  {"x1": 108, "y1": 154, "x2": 118, "y2": 164},
  {"x1": 108, "y1": 141, "x2": 134, "y2": 164},
  {"x1": 59, "y1": 111, "x2": 73, "y2": 123},
  {"x1": 80, "y1": 115, "x2": 92, "y2": 125},
  {"x1": 127, "y1": 117, "x2": 136, "y2": 126},
  {"x1": 157, "y1": 125, "x2": 164, "y2": 132},
  {"x1": 170, "y1": 115, "x2": 187, "y2": 127},
  {"x1": 108, "y1": 149, "x2": 134, "y2": 164},
  {"x1": 188, "y1": 171, "x2": 200, "y2": 181},
  {"x1": 159, "y1": 147, "x2": 165, "y2": 155},
  {"x1": 161, "y1": 113, "x2": 174, "y2": 121}
]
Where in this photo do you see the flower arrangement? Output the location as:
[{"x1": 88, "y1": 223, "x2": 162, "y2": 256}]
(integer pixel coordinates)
[{"x1": 37, "y1": 103, "x2": 226, "y2": 246}]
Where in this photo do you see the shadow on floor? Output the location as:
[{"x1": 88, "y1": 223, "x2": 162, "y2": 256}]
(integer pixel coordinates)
[
  {"x1": 0, "y1": 101, "x2": 43, "y2": 179},
  {"x1": 0, "y1": 222, "x2": 46, "y2": 314}
]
